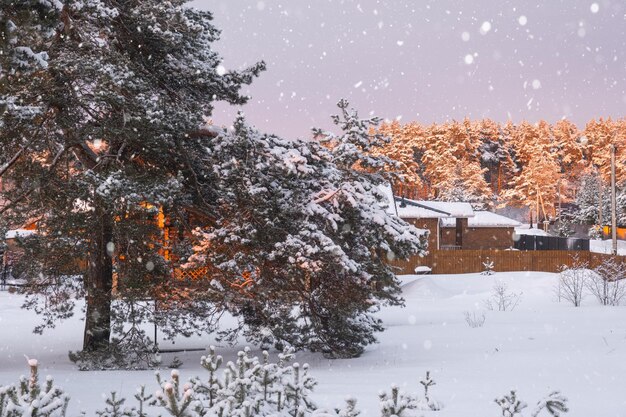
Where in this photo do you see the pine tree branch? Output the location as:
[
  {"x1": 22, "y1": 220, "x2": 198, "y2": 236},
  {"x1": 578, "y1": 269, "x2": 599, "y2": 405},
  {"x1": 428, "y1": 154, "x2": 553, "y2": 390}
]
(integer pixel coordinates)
[{"x1": 0, "y1": 146, "x2": 69, "y2": 216}]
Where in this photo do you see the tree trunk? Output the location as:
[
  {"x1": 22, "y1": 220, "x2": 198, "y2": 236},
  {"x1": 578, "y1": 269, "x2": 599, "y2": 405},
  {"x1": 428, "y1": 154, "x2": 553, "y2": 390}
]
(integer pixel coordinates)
[{"x1": 83, "y1": 204, "x2": 114, "y2": 351}]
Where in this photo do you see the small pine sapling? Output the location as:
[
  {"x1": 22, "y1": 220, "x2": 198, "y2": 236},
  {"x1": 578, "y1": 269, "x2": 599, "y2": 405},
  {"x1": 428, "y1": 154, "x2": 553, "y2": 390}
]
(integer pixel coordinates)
[
  {"x1": 482, "y1": 258, "x2": 495, "y2": 275},
  {"x1": 419, "y1": 371, "x2": 442, "y2": 411},
  {"x1": 283, "y1": 363, "x2": 317, "y2": 416},
  {"x1": 379, "y1": 384, "x2": 418, "y2": 417},
  {"x1": 335, "y1": 397, "x2": 360, "y2": 417},
  {"x1": 134, "y1": 386, "x2": 152, "y2": 417},
  {"x1": 194, "y1": 346, "x2": 223, "y2": 407},
  {"x1": 96, "y1": 392, "x2": 135, "y2": 417},
  {"x1": 222, "y1": 347, "x2": 262, "y2": 410},
  {"x1": 152, "y1": 370, "x2": 201, "y2": 417},
  {"x1": 531, "y1": 392, "x2": 568, "y2": 417},
  {"x1": 0, "y1": 358, "x2": 69, "y2": 417},
  {"x1": 494, "y1": 390, "x2": 527, "y2": 417}
]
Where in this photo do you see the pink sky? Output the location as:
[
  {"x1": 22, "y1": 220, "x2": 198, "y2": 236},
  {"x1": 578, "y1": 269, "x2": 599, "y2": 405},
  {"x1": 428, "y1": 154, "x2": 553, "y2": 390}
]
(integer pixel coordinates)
[{"x1": 192, "y1": 0, "x2": 625, "y2": 138}]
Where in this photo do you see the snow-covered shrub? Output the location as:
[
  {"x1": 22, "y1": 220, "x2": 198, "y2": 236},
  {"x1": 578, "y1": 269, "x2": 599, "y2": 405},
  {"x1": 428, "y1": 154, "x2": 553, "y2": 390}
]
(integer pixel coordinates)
[
  {"x1": 484, "y1": 281, "x2": 522, "y2": 311},
  {"x1": 193, "y1": 346, "x2": 223, "y2": 407},
  {"x1": 589, "y1": 258, "x2": 626, "y2": 306},
  {"x1": 531, "y1": 391, "x2": 569, "y2": 417},
  {"x1": 494, "y1": 390, "x2": 568, "y2": 417},
  {"x1": 96, "y1": 392, "x2": 137, "y2": 417},
  {"x1": 555, "y1": 220, "x2": 573, "y2": 238},
  {"x1": 152, "y1": 369, "x2": 203, "y2": 417},
  {"x1": 419, "y1": 371, "x2": 442, "y2": 411},
  {"x1": 0, "y1": 358, "x2": 69, "y2": 417},
  {"x1": 587, "y1": 225, "x2": 602, "y2": 240},
  {"x1": 495, "y1": 390, "x2": 527, "y2": 417},
  {"x1": 378, "y1": 385, "x2": 419, "y2": 417},
  {"x1": 481, "y1": 259, "x2": 495, "y2": 275},
  {"x1": 557, "y1": 262, "x2": 590, "y2": 307},
  {"x1": 335, "y1": 397, "x2": 360, "y2": 417},
  {"x1": 464, "y1": 311, "x2": 486, "y2": 328}
]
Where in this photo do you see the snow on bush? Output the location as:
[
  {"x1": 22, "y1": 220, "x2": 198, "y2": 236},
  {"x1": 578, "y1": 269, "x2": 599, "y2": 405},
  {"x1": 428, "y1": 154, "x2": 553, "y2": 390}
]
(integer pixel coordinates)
[
  {"x1": 589, "y1": 258, "x2": 626, "y2": 306},
  {"x1": 556, "y1": 259, "x2": 590, "y2": 307},
  {"x1": 484, "y1": 281, "x2": 522, "y2": 311},
  {"x1": 463, "y1": 311, "x2": 486, "y2": 328},
  {"x1": 494, "y1": 390, "x2": 568, "y2": 417},
  {"x1": 0, "y1": 353, "x2": 569, "y2": 417},
  {"x1": 0, "y1": 358, "x2": 69, "y2": 417}
]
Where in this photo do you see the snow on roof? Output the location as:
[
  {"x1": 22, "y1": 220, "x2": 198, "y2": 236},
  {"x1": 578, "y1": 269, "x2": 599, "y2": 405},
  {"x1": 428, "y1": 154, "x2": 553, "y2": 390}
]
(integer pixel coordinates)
[
  {"x1": 5, "y1": 229, "x2": 36, "y2": 239},
  {"x1": 514, "y1": 226, "x2": 551, "y2": 236},
  {"x1": 441, "y1": 211, "x2": 522, "y2": 228},
  {"x1": 377, "y1": 184, "x2": 398, "y2": 216},
  {"x1": 396, "y1": 199, "x2": 475, "y2": 219}
]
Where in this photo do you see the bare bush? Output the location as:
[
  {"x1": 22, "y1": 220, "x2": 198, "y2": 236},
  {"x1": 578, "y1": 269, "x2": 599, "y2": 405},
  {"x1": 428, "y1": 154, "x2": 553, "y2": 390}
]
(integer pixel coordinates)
[
  {"x1": 557, "y1": 260, "x2": 590, "y2": 307},
  {"x1": 589, "y1": 258, "x2": 626, "y2": 306},
  {"x1": 463, "y1": 311, "x2": 486, "y2": 328},
  {"x1": 484, "y1": 281, "x2": 522, "y2": 311}
]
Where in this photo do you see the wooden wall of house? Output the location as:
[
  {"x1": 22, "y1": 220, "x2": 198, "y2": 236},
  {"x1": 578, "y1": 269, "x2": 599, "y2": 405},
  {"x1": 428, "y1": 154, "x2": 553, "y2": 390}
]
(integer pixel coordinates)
[
  {"x1": 462, "y1": 227, "x2": 515, "y2": 250},
  {"x1": 441, "y1": 224, "x2": 515, "y2": 250}
]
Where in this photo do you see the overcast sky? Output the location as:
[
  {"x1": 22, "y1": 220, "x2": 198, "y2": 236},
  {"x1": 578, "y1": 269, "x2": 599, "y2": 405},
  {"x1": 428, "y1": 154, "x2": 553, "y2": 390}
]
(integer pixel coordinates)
[{"x1": 191, "y1": 0, "x2": 625, "y2": 138}]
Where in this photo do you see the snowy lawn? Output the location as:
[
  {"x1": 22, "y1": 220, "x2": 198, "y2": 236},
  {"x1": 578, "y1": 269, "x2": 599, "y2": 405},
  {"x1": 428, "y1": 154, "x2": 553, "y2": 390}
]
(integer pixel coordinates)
[
  {"x1": 590, "y1": 238, "x2": 626, "y2": 256},
  {"x1": 1, "y1": 271, "x2": 626, "y2": 416}
]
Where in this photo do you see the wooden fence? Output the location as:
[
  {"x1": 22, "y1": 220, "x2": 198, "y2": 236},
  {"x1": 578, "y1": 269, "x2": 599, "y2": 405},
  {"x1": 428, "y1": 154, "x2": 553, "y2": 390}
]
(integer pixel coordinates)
[{"x1": 388, "y1": 250, "x2": 626, "y2": 275}]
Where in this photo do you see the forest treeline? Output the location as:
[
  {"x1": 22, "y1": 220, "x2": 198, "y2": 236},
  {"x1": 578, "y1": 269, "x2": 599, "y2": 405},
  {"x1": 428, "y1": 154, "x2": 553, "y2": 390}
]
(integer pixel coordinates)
[{"x1": 375, "y1": 117, "x2": 626, "y2": 222}]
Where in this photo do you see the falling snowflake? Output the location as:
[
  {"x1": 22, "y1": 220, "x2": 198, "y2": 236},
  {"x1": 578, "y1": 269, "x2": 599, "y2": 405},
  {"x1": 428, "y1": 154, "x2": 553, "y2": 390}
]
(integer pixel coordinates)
[
  {"x1": 461, "y1": 31, "x2": 470, "y2": 41},
  {"x1": 464, "y1": 54, "x2": 474, "y2": 65},
  {"x1": 590, "y1": 3, "x2": 599, "y2": 13},
  {"x1": 518, "y1": 15, "x2": 528, "y2": 26},
  {"x1": 480, "y1": 21, "x2": 492, "y2": 35}
]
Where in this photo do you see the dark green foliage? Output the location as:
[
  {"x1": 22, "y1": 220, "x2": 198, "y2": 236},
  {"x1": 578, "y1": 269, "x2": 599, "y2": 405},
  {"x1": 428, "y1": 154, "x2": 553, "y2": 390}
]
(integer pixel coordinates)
[{"x1": 0, "y1": 0, "x2": 263, "y2": 360}]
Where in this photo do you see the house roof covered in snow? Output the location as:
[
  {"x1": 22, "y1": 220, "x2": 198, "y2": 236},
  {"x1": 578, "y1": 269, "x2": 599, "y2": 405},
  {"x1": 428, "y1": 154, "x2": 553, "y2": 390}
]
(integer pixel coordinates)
[
  {"x1": 378, "y1": 183, "x2": 476, "y2": 219},
  {"x1": 395, "y1": 199, "x2": 475, "y2": 219},
  {"x1": 441, "y1": 211, "x2": 522, "y2": 228}
]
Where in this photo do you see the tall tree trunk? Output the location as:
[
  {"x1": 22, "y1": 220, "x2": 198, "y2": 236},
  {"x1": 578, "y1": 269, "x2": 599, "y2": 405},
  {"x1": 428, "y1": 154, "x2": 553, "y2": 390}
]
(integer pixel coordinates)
[{"x1": 83, "y1": 204, "x2": 114, "y2": 351}]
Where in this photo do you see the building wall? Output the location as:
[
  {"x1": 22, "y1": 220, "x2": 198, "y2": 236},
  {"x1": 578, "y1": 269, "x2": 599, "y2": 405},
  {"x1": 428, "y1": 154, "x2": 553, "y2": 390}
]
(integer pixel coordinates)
[
  {"x1": 441, "y1": 225, "x2": 515, "y2": 250},
  {"x1": 404, "y1": 218, "x2": 439, "y2": 250}
]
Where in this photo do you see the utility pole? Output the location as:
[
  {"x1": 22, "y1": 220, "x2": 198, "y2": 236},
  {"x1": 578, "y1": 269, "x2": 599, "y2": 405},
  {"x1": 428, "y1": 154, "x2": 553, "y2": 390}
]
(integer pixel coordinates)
[
  {"x1": 599, "y1": 179, "x2": 603, "y2": 238},
  {"x1": 611, "y1": 145, "x2": 618, "y2": 255}
]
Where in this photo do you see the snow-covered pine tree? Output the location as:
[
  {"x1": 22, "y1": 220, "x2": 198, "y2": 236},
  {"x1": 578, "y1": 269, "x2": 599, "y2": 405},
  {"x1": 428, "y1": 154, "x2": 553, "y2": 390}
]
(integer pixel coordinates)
[
  {"x1": 575, "y1": 173, "x2": 603, "y2": 224},
  {"x1": 494, "y1": 390, "x2": 527, "y2": 417},
  {"x1": 531, "y1": 392, "x2": 568, "y2": 417},
  {"x1": 96, "y1": 392, "x2": 135, "y2": 417},
  {"x1": 194, "y1": 346, "x2": 223, "y2": 407},
  {"x1": 153, "y1": 370, "x2": 202, "y2": 417},
  {"x1": 0, "y1": 1, "x2": 263, "y2": 360},
  {"x1": 0, "y1": 359, "x2": 69, "y2": 417},
  {"x1": 378, "y1": 384, "x2": 419, "y2": 417},
  {"x1": 185, "y1": 104, "x2": 426, "y2": 358},
  {"x1": 335, "y1": 397, "x2": 360, "y2": 417}
]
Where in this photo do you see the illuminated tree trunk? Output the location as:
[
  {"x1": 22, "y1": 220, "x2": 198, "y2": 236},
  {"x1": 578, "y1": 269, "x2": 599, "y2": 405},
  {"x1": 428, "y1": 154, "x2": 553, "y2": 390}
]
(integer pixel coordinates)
[{"x1": 83, "y1": 203, "x2": 114, "y2": 351}]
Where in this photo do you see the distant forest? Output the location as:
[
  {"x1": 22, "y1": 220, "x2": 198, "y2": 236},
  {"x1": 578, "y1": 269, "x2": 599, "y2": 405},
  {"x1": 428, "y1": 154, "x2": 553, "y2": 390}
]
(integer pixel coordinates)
[{"x1": 375, "y1": 117, "x2": 626, "y2": 222}]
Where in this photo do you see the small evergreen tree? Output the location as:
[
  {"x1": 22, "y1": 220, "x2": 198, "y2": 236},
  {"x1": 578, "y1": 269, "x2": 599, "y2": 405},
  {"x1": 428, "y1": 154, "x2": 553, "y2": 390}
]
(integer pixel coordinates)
[
  {"x1": 378, "y1": 385, "x2": 418, "y2": 417},
  {"x1": 0, "y1": 359, "x2": 69, "y2": 417}
]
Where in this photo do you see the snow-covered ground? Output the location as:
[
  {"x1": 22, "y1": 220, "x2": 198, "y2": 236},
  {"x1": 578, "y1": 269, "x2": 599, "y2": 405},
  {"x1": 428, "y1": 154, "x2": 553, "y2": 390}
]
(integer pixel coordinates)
[
  {"x1": 589, "y1": 238, "x2": 626, "y2": 256},
  {"x1": 1, "y1": 272, "x2": 626, "y2": 416}
]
